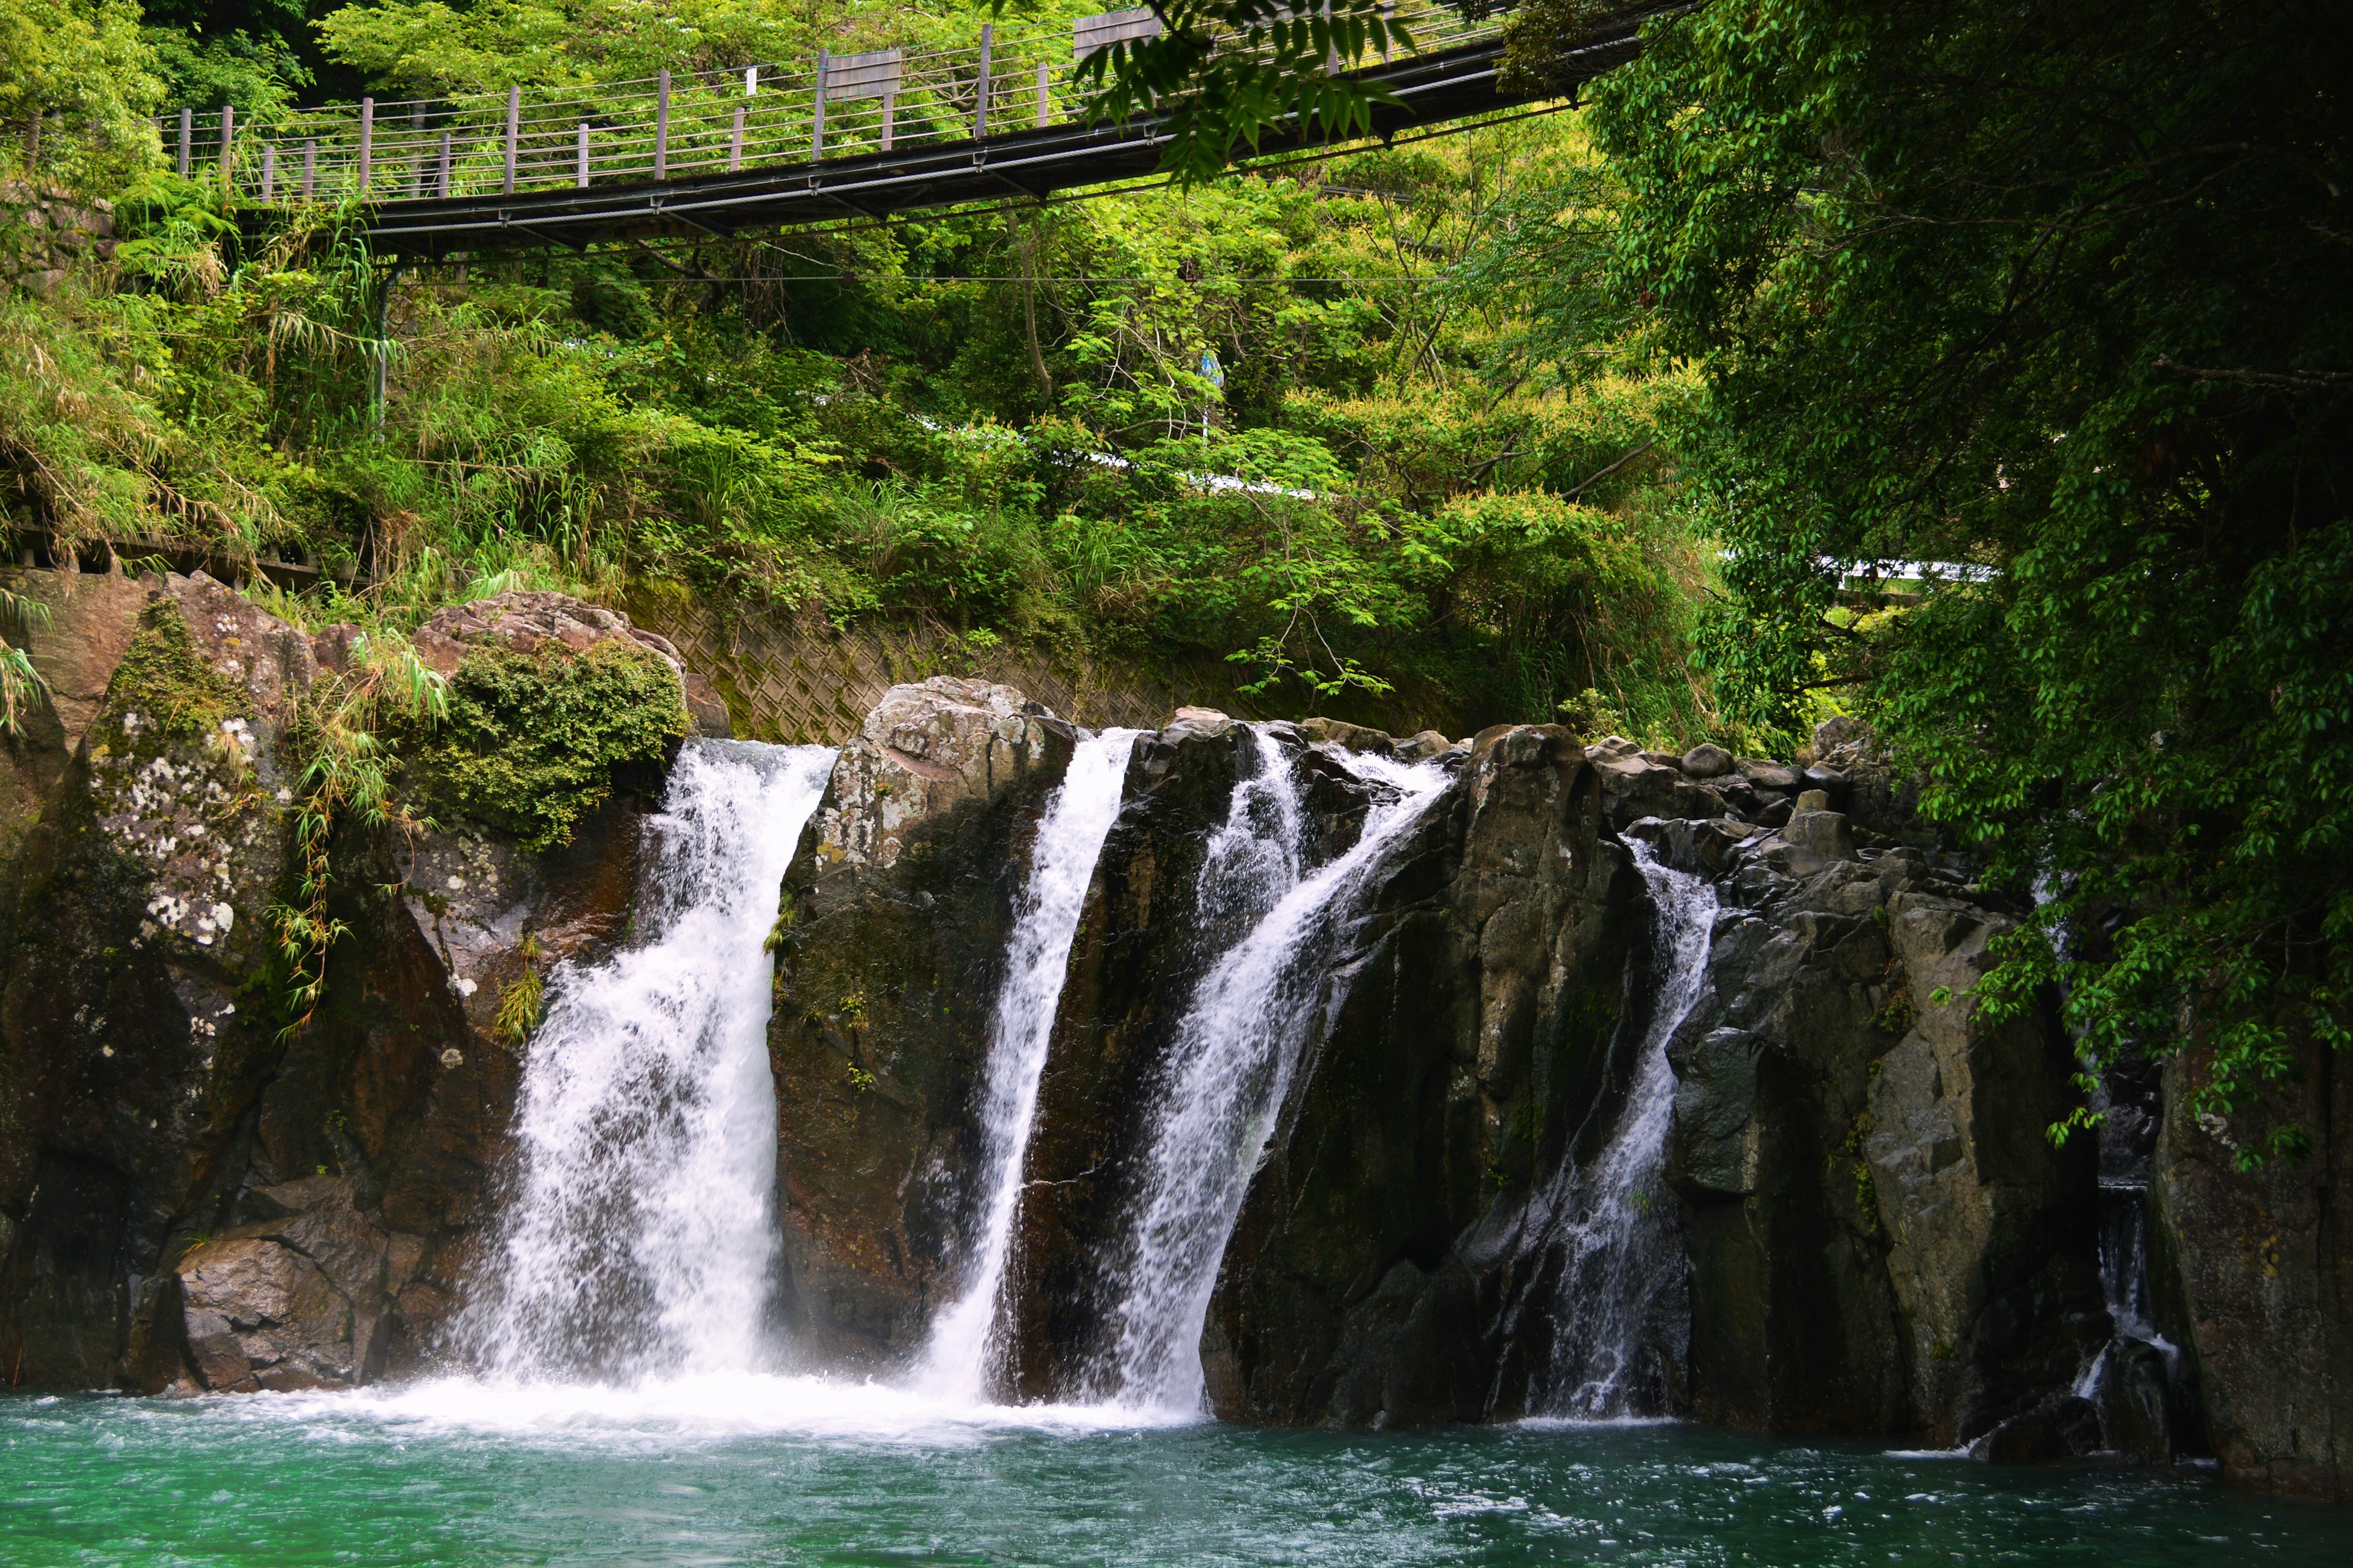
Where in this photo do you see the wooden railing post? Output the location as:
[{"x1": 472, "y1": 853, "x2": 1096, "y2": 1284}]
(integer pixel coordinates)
[
  {"x1": 975, "y1": 23, "x2": 993, "y2": 137},
  {"x1": 409, "y1": 104, "x2": 425, "y2": 196},
  {"x1": 504, "y1": 84, "x2": 519, "y2": 193},
  {"x1": 358, "y1": 98, "x2": 373, "y2": 192},
  {"x1": 1036, "y1": 61, "x2": 1049, "y2": 127},
  {"x1": 882, "y1": 85, "x2": 895, "y2": 151},
  {"x1": 730, "y1": 105, "x2": 745, "y2": 171},
  {"x1": 177, "y1": 108, "x2": 191, "y2": 178},
  {"x1": 576, "y1": 121, "x2": 589, "y2": 186},
  {"x1": 261, "y1": 142, "x2": 276, "y2": 202},
  {"x1": 655, "y1": 69, "x2": 670, "y2": 179},
  {"x1": 302, "y1": 138, "x2": 316, "y2": 200},
  {"x1": 813, "y1": 51, "x2": 829, "y2": 161},
  {"x1": 437, "y1": 129, "x2": 452, "y2": 197},
  {"x1": 218, "y1": 105, "x2": 233, "y2": 187}
]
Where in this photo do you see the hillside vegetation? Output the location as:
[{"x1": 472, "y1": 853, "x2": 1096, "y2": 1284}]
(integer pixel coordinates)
[{"x1": 1, "y1": 0, "x2": 1726, "y2": 744}]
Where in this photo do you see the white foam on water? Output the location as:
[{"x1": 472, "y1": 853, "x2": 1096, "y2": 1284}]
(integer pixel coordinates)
[
  {"x1": 1096, "y1": 737, "x2": 1453, "y2": 1411},
  {"x1": 456, "y1": 740, "x2": 836, "y2": 1382},
  {"x1": 216, "y1": 1374, "x2": 1193, "y2": 1449},
  {"x1": 916, "y1": 728, "x2": 1143, "y2": 1404}
]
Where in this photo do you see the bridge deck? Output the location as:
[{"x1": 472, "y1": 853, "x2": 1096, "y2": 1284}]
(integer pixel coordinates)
[
  {"x1": 368, "y1": 40, "x2": 1537, "y2": 258},
  {"x1": 163, "y1": 9, "x2": 1660, "y2": 258}
]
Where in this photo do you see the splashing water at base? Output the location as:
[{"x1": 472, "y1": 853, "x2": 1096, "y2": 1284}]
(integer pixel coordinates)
[
  {"x1": 1536, "y1": 839, "x2": 1717, "y2": 1418},
  {"x1": 917, "y1": 728, "x2": 1143, "y2": 1403},
  {"x1": 457, "y1": 740, "x2": 836, "y2": 1382},
  {"x1": 1098, "y1": 738, "x2": 1454, "y2": 1411}
]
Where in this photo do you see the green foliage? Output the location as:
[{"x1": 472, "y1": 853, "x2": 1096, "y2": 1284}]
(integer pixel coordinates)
[
  {"x1": 403, "y1": 641, "x2": 690, "y2": 852},
  {"x1": 491, "y1": 969, "x2": 544, "y2": 1047},
  {"x1": 1574, "y1": 0, "x2": 2352, "y2": 1159},
  {"x1": 1075, "y1": 0, "x2": 1414, "y2": 184},
  {"x1": 273, "y1": 627, "x2": 450, "y2": 1036},
  {"x1": 0, "y1": 585, "x2": 54, "y2": 738},
  {"x1": 0, "y1": 0, "x2": 165, "y2": 194},
  {"x1": 11, "y1": 5, "x2": 1730, "y2": 762}
]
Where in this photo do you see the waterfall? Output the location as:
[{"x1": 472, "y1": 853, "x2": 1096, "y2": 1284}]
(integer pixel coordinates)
[
  {"x1": 1536, "y1": 841, "x2": 1717, "y2": 1418},
  {"x1": 458, "y1": 740, "x2": 836, "y2": 1382},
  {"x1": 917, "y1": 727, "x2": 1143, "y2": 1403},
  {"x1": 1094, "y1": 734, "x2": 1453, "y2": 1411}
]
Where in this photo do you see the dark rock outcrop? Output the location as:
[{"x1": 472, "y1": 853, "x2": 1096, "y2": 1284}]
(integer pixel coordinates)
[
  {"x1": 764, "y1": 676, "x2": 1076, "y2": 1366},
  {"x1": 1199, "y1": 724, "x2": 1644, "y2": 1426},
  {"x1": 2151, "y1": 1042, "x2": 2352, "y2": 1497},
  {"x1": 999, "y1": 710, "x2": 1284, "y2": 1398},
  {"x1": 0, "y1": 573, "x2": 687, "y2": 1392},
  {"x1": 1643, "y1": 805, "x2": 2104, "y2": 1445}
]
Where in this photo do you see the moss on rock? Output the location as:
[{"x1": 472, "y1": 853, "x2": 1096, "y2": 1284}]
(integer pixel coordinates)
[
  {"x1": 102, "y1": 600, "x2": 252, "y2": 744},
  {"x1": 401, "y1": 641, "x2": 689, "y2": 852}
]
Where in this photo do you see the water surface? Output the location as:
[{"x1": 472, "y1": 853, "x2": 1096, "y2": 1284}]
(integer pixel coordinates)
[{"x1": 6, "y1": 1383, "x2": 2346, "y2": 1566}]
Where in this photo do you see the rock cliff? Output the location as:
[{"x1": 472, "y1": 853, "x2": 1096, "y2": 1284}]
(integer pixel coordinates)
[
  {"x1": 0, "y1": 571, "x2": 695, "y2": 1392},
  {"x1": 764, "y1": 676, "x2": 1077, "y2": 1365}
]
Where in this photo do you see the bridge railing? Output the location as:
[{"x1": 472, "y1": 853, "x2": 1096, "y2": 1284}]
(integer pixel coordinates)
[{"x1": 153, "y1": 4, "x2": 1501, "y2": 208}]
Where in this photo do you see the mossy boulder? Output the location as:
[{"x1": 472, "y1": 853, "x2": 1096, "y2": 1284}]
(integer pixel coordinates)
[{"x1": 401, "y1": 640, "x2": 689, "y2": 852}]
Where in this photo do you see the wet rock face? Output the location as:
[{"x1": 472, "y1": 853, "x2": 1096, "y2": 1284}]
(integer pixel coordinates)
[
  {"x1": 765, "y1": 676, "x2": 1077, "y2": 1368},
  {"x1": 1199, "y1": 725, "x2": 1643, "y2": 1427},
  {"x1": 0, "y1": 575, "x2": 675, "y2": 1393},
  {"x1": 1643, "y1": 811, "x2": 2102, "y2": 1445},
  {"x1": 997, "y1": 711, "x2": 1257, "y2": 1399},
  {"x1": 2151, "y1": 1047, "x2": 2353, "y2": 1498}
]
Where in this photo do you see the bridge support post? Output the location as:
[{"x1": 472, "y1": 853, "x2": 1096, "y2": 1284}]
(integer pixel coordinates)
[
  {"x1": 975, "y1": 23, "x2": 992, "y2": 137},
  {"x1": 504, "y1": 85, "x2": 519, "y2": 194},
  {"x1": 813, "y1": 51, "x2": 828, "y2": 161},
  {"x1": 656, "y1": 69, "x2": 670, "y2": 180},
  {"x1": 359, "y1": 98, "x2": 372, "y2": 193}
]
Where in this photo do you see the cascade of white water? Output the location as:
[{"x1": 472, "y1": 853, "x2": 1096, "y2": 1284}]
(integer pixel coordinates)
[
  {"x1": 1095, "y1": 738, "x2": 1453, "y2": 1411},
  {"x1": 459, "y1": 740, "x2": 836, "y2": 1381},
  {"x1": 1536, "y1": 841, "x2": 1717, "y2": 1418},
  {"x1": 917, "y1": 728, "x2": 1143, "y2": 1402}
]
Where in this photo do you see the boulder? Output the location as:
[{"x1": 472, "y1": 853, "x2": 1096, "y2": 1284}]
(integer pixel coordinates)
[
  {"x1": 765, "y1": 677, "x2": 1077, "y2": 1366},
  {"x1": 415, "y1": 589, "x2": 730, "y2": 737},
  {"x1": 1296, "y1": 716, "x2": 1398, "y2": 757},
  {"x1": 1681, "y1": 743, "x2": 1733, "y2": 779}
]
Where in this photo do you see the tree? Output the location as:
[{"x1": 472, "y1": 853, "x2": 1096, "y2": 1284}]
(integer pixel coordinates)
[
  {"x1": 0, "y1": 0, "x2": 164, "y2": 192},
  {"x1": 1542, "y1": 0, "x2": 2352, "y2": 1159}
]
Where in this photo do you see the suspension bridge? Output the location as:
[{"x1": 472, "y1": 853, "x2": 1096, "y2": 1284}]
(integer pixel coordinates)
[{"x1": 158, "y1": 5, "x2": 1664, "y2": 257}]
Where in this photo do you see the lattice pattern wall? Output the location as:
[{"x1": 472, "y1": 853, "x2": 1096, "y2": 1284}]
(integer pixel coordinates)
[{"x1": 629, "y1": 595, "x2": 1248, "y2": 743}]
